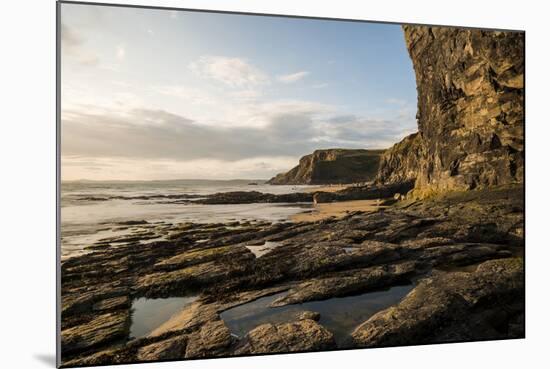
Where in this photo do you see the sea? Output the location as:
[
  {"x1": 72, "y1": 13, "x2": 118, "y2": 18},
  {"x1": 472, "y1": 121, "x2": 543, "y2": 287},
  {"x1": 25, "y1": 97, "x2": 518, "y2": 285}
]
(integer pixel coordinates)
[{"x1": 60, "y1": 179, "x2": 318, "y2": 260}]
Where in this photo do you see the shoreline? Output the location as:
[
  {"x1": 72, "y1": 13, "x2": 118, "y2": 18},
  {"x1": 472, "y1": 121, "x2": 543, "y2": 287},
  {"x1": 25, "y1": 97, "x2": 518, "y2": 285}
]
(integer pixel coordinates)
[
  {"x1": 304, "y1": 184, "x2": 351, "y2": 193},
  {"x1": 291, "y1": 199, "x2": 385, "y2": 222}
]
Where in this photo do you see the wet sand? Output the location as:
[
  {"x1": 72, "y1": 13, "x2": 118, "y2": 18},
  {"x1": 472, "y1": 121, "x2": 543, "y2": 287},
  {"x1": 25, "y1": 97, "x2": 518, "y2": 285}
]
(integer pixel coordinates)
[{"x1": 292, "y1": 199, "x2": 384, "y2": 222}]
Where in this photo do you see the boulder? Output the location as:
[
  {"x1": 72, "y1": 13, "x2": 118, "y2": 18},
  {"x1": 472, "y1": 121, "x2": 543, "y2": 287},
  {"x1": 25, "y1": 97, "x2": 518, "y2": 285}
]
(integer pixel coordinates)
[{"x1": 298, "y1": 311, "x2": 321, "y2": 321}]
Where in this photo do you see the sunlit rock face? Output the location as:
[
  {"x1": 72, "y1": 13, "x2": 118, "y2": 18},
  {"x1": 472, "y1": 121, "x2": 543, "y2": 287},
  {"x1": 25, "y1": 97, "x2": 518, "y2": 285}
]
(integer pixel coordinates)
[
  {"x1": 268, "y1": 149, "x2": 385, "y2": 185},
  {"x1": 378, "y1": 26, "x2": 524, "y2": 197}
]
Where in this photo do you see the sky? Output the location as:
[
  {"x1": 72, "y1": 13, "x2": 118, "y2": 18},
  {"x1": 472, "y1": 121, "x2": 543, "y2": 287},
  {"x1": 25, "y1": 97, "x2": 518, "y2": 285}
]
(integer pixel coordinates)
[{"x1": 60, "y1": 3, "x2": 418, "y2": 181}]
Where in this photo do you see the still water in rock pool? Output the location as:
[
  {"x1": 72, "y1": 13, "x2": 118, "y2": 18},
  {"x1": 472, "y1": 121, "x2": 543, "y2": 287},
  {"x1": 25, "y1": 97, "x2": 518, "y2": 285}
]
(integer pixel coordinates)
[
  {"x1": 245, "y1": 241, "x2": 282, "y2": 257},
  {"x1": 130, "y1": 296, "x2": 198, "y2": 338},
  {"x1": 220, "y1": 285, "x2": 413, "y2": 346}
]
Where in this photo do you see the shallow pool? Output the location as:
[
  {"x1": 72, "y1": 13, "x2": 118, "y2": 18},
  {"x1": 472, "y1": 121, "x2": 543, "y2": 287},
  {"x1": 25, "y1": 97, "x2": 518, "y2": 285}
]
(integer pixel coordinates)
[
  {"x1": 220, "y1": 284, "x2": 413, "y2": 347},
  {"x1": 129, "y1": 296, "x2": 198, "y2": 338},
  {"x1": 245, "y1": 241, "x2": 282, "y2": 257}
]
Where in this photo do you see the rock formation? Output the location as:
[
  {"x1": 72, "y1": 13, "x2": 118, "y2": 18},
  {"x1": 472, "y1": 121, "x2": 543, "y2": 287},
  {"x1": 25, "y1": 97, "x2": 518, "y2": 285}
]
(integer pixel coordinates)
[
  {"x1": 60, "y1": 25, "x2": 525, "y2": 366},
  {"x1": 61, "y1": 184, "x2": 524, "y2": 366},
  {"x1": 268, "y1": 149, "x2": 384, "y2": 185},
  {"x1": 378, "y1": 26, "x2": 524, "y2": 196}
]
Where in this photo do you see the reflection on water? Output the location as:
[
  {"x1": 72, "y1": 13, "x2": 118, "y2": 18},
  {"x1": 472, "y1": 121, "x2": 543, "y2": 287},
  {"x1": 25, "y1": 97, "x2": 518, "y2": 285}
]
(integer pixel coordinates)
[
  {"x1": 220, "y1": 285, "x2": 413, "y2": 346},
  {"x1": 129, "y1": 296, "x2": 197, "y2": 338},
  {"x1": 245, "y1": 241, "x2": 282, "y2": 257}
]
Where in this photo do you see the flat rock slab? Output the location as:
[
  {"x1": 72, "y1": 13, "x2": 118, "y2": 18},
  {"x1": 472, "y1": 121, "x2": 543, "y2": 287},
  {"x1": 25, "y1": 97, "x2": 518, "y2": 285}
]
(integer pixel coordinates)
[
  {"x1": 137, "y1": 336, "x2": 187, "y2": 361},
  {"x1": 236, "y1": 319, "x2": 336, "y2": 354},
  {"x1": 185, "y1": 320, "x2": 233, "y2": 358},
  {"x1": 271, "y1": 262, "x2": 417, "y2": 307},
  {"x1": 61, "y1": 310, "x2": 130, "y2": 355}
]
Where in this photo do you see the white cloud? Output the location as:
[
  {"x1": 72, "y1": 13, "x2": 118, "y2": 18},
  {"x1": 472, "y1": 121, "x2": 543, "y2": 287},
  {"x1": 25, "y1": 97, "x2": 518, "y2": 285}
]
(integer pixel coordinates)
[
  {"x1": 230, "y1": 89, "x2": 262, "y2": 102},
  {"x1": 116, "y1": 45, "x2": 126, "y2": 60},
  {"x1": 61, "y1": 103, "x2": 416, "y2": 180},
  {"x1": 277, "y1": 71, "x2": 310, "y2": 83},
  {"x1": 61, "y1": 23, "x2": 100, "y2": 66},
  {"x1": 154, "y1": 85, "x2": 217, "y2": 106},
  {"x1": 189, "y1": 56, "x2": 269, "y2": 88},
  {"x1": 311, "y1": 83, "x2": 329, "y2": 89},
  {"x1": 61, "y1": 156, "x2": 298, "y2": 181},
  {"x1": 385, "y1": 98, "x2": 408, "y2": 106}
]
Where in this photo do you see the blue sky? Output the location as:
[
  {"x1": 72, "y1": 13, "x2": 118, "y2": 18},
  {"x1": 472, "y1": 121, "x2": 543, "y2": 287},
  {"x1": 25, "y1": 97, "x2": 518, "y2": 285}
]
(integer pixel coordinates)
[{"x1": 61, "y1": 3, "x2": 417, "y2": 180}]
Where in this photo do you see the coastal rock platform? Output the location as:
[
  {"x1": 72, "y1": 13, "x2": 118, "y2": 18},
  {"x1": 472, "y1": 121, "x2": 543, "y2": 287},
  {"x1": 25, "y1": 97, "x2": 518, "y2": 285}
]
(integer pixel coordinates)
[{"x1": 61, "y1": 184, "x2": 524, "y2": 366}]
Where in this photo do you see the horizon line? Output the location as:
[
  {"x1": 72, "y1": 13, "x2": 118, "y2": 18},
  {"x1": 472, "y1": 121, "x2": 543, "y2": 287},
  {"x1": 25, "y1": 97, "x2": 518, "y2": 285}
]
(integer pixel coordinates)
[{"x1": 61, "y1": 178, "x2": 271, "y2": 183}]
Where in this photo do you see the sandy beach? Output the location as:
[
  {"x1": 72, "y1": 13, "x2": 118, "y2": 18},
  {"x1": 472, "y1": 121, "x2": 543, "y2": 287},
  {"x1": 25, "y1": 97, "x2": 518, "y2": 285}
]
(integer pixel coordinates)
[
  {"x1": 292, "y1": 199, "x2": 385, "y2": 222},
  {"x1": 304, "y1": 184, "x2": 351, "y2": 193}
]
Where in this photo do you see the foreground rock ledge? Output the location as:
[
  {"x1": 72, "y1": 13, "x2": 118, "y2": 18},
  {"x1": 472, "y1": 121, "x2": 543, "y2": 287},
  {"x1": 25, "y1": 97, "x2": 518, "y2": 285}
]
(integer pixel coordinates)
[
  {"x1": 351, "y1": 258, "x2": 524, "y2": 347},
  {"x1": 235, "y1": 319, "x2": 336, "y2": 354}
]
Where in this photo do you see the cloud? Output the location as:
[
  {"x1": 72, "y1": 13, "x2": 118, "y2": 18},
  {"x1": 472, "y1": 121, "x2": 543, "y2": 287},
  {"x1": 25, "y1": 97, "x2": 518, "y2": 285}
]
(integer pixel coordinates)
[
  {"x1": 311, "y1": 83, "x2": 329, "y2": 89},
  {"x1": 116, "y1": 45, "x2": 126, "y2": 60},
  {"x1": 61, "y1": 23, "x2": 83, "y2": 48},
  {"x1": 278, "y1": 71, "x2": 310, "y2": 83},
  {"x1": 62, "y1": 103, "x2": 413, "y2": 165},
  {"x1": 61, "y1": 107, "x2": 319, "y2": 162},
  {"x1": 385, "y1": 98, "x2": 408, "y2": 106},
  {"x1": 154, "y1": 85, "x2": 217, "y2": 106},
  {"x1": 189, "y1": 56, "x2": 269, "y2": 88},
  {"x1": 61, "y1": 23, "x2": 100, "y2": 66},
  {"x1": 61, "y1": 156, "x2": 298, "y2": 181}
]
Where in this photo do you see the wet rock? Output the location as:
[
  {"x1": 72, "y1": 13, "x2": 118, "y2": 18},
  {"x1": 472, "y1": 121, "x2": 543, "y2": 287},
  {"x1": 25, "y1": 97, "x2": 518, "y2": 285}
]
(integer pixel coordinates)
[
  {"x1": 351, "y1": 258, "x2": 524, "y2": 347},
  {"x1": 236, "y1": 319, "x2": 336, "y2": 354},
  {"x1": 117, "y1": 220, "x2": 149, "y2": 225},
  {"x1": 195, "y1": 191, "x2": 313, "y2": 204},
  {"x1": 270, "y1": 263, "x2": 417, "y2": 307},
  {"x1": 298, "y1": 311, "x2": 321, "y2": 321}
]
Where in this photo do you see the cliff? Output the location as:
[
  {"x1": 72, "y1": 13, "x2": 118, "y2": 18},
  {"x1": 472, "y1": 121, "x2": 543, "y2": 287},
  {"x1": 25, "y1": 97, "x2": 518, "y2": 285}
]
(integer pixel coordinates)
[
  {"x1": 268, "y1": 149, "x2": 385, "y2": 185},
  {"x1": 378, "y1": 26, "x2": 524, "y2": 196}
]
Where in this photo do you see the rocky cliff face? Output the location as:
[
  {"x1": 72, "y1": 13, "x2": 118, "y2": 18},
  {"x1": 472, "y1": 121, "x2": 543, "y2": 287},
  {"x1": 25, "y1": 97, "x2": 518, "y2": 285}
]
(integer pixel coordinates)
[
  {"x1": 376, "y1": 133, "x2": 423, "y2": 185},
  {"x1": 378, "y1": 26, "x2": 524, "y2": 196},
  {"x1": 268, "y1": 149, "x2": 385, "y2": 185}
]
